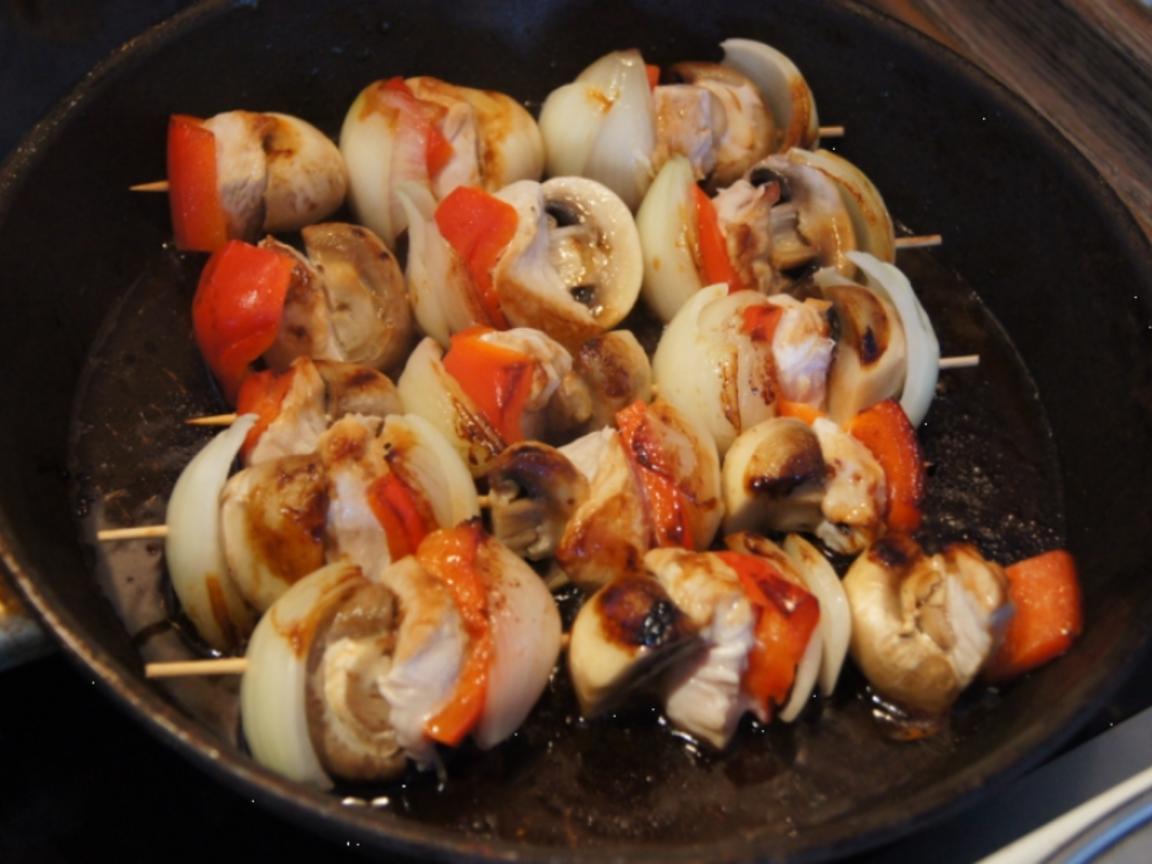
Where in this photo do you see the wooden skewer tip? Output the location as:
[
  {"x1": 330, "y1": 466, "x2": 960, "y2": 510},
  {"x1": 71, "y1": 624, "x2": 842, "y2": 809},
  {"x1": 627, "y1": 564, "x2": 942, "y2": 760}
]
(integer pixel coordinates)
[
  {"x1": 97, "y1": 525, "x2": 169, "y2": 541},
  {"x1": 130, "y1": 180, "x2": 170, "y2": 193},
  {"x1": 186, "y1": 413, "x2": 239, "y2": 427},
  {"x1": 938, "y1": 354, "x2": 981, "y2": 370},
  {"x1": 895, "y1": 233, "x2": 944, "y2": 250},
  {"x1": 818, "y1": 125, "x2": 846, "y2": 138},
  {"x1": 145, "y1": 657, "x2": 248, "y2": 679}
]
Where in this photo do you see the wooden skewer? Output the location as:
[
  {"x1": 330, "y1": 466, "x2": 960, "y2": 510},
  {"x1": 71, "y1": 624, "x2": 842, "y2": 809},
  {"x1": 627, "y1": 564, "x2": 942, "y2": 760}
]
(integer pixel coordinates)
[
  {"x1": 818, "y1": 125, "x2": 845, "y2": 138},
  {"x1": 181, "y1": 355, "x2": 980, "y2": 427},
  {"x1": 937, "y1": 354, "x2": 981, "y2": 370},
  {"x1": 98, "y1": 525, "x2": 168, "y2": 541},
  {"x1": 895, "y1": 234, "x2": 944, "y2": 250},
  {"x1": 146, "y1": 657, "x2": 247, "y2": 678},
  {"x1": 144, "y1": 632, "x2": 574, "y2": 679},
  {"x1": 130, "y1": 180, "x2": 169, "y2": 193},
  {"x1": 186, "y1": 413, "x2": 238, "y2": 427}
]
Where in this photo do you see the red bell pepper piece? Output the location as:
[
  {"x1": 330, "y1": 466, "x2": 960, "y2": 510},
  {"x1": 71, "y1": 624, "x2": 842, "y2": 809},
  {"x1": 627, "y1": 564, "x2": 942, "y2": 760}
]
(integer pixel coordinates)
[
  {"x1": 367, "y1": 470, "x2": 434, "y2": 561},
  {"x1": 234, "y1": 366, "x2": 296, "y2": 460},
  {"x1": 984, "y1": 549, "x2": 1083, "y2": 681},
  {"x1": 377, "y1": 77, "x2": 454, "y2": 177},
  {"x1": 192, "y1": 240, "x2": 295, "y2": 404},
  {"x1": 692, "y1": 185, "x2": 746, "y2": 292},
  {"x1": 848, "y1": 398, "x2": 926, "y2": 532},
  {"x1": 616, "y1": 401, "x2": 693, "y2": 549},
  {"x1": 417, "y1": 523, "x2": 493, "y2": 745},
  {"x1": 718, "y1": 551, "x2": 820, "y2": 721},
  {"x1": 435, "y1": 186, "x2": 518, "y2": 328},
  {"x1": 442, "y1": 327, "x2": 535, "y2": 443},
  {"x1": 167, "y1": 115, "x2": 229, "y2": 252}
]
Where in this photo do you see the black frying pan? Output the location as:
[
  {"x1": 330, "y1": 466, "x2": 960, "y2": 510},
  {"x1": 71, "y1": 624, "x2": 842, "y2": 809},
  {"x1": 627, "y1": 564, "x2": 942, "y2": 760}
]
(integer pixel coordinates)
[{"x1": 2, "y1": 1, "x2": 1151, "y2": 860}]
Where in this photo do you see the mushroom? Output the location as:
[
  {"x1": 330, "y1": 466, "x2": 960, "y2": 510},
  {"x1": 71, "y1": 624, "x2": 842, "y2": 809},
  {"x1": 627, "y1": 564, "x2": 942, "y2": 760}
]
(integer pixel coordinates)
[
  {"x1": 570, "y1": 330, "x2": 654, "y2": 431},
  {"x1": 817, "y1": 271, "x2": 907, "y2": 425},
  {"x1": 261, "y1": 223, "x2": 413, "y2": 374},
  {"x1": 202, "y1": 111, "x2": 347, "y2": 241},
  {"x1": 486, "y1": 441, "x2": 590, "y2": 560},
  {"x1": 843, "y1": 534, "x2": 1010, "y2": 717},
  {"x1": 721, "y1": 416, "x2": 826, "y2": 536},
  {"x1": 493, "y1": 176, "x2": 643, "y2": 347},
  {"x1": 568, "y1": 575, "x2": 701, "y2": 717},
  {"x1": 219, "y1": 451, "x2": 329, "y2": 613},
  {"x1": 242, "y1": 562, "x2": 406, "y2": 788},
  {"x1": 300, "y1": 222, "x2": 414, "y2": 372}
]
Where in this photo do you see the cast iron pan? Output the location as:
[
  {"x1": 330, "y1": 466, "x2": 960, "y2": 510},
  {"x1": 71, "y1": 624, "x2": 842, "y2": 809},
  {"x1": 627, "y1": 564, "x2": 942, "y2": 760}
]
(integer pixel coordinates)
[{"x1": 2, "y1": 0, "x2": 1151, "y2": 860}]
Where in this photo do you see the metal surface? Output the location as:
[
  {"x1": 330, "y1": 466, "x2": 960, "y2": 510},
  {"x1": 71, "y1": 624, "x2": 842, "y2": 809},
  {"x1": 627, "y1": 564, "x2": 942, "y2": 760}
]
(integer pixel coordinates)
[{"x1": 1, "y1": 1, "x2": 1150, "y2": 861}]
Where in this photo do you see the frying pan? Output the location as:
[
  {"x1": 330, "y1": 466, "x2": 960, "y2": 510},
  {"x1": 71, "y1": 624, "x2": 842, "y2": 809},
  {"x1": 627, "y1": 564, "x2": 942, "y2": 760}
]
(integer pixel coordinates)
[{"x1": 2, "y1": 0, "x2": 1151, "y2": 860}]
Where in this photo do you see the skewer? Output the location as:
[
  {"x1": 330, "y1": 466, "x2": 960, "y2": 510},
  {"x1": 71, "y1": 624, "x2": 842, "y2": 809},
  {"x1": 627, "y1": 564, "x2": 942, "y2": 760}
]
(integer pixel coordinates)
[
  {"x1": 818, "y1": 125, "x2": 845, "y2": 138},
  {"x1": 130, "y1": 180, "x2": 169, "y2": 193},
  {"x1": 186, "y1": 413, "x2": 238, "y2": 427},
  {"x1": 146, "y1": 657, "x2": 247, "y2": 678},
  {"x1": 895, "y1": 234, "x2": 943, "y2": 250},
  {"x1": 180, "y1": 355, "x2": 980, "y2": 427},
  {"x1": 144, "y1": 631, "x2": 574, "y2": 678},
  {"x1": 98, "y1": 525, "x2": 168, "y2": 541},
  {"x1": 937, "y1": 354, "x2": 980, "y2": 370}
]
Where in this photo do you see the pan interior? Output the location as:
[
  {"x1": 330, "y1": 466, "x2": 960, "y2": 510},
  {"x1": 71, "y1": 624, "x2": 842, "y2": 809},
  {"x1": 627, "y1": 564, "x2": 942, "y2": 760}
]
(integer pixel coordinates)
[{"x1": 68, "y1": 241, "x2": 1063, "y2": 847}]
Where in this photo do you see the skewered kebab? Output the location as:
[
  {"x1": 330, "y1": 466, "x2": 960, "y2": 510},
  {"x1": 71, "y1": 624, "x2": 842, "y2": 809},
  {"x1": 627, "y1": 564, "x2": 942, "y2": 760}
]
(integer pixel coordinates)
[
  {"x1": 539, "y1": 39, "x2": 821, "y2": 209},
  {"x1": 243, "y1": 521, "x2": 561, "y2": 787},
  {"x1": 341, "y1": 77, "x2": 544, "y2": 248},
  {"x1": 164, "y1": 112, "x2": 347, "y2": 252},
  {"x1": 165, "y1": 408, "x2": 479, "y2": 651}
]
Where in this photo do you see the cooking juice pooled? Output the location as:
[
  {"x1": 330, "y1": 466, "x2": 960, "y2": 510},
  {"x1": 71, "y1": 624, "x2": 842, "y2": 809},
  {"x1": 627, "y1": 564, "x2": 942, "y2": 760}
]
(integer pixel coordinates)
[{"x1": 68, "y1": 244, "x2": 1064, "y2": 845}]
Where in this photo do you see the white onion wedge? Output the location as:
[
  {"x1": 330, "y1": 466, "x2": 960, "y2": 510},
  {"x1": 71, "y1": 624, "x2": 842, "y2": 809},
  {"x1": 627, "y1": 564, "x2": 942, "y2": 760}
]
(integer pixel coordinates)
[
  {"x1": 784, "y1": 533, "x2": 850, "y2": 696},
  {"x1": 384, "y1": 413, "x2": 481, "y2": 530},
  {"x1": 165, "y1": 414, "x2": 258, "y2": 651},
  {"x1": 539, "y1": 50, "x2": 656, "y2": 210},
  {"x1": 848, "y1": 251, "x2": 941, "y2": 427},
  {"x1": 397, "y1": 337, "x2": 505, "y2": 477},
  {"x1": 779, "y1": 624, "x2": 823, "y2": 723},
  {"x1": 636, "y1": 155, "x2": 702, "y2": 322},
  {"x1": 473, "y1": 540, "x2": 563, "y2": 748},
  {"x1": 790, "y1": 149, "x2": 896, "y2": 263},
  {"x1": 721, "y1": 39, "x2": 819, "y2": 152}
]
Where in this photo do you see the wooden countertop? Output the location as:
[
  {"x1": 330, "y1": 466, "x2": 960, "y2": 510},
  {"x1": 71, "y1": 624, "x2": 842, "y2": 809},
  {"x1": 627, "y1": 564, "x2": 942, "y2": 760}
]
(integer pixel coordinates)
[{"x1": 864, "y1": 0, "x2": 1152, "y2": 240}]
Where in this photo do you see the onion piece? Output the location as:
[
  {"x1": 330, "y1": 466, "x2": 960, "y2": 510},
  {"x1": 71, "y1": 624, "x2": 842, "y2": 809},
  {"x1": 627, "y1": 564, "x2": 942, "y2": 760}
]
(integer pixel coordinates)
[
  {"x1": 385, "y1": 413, "x2": 481, "y2": 530},
  {"x1": 636, "y1": 155, "x2": 702, "y2": 322},
  {"x1": 165, "y1": 414, "x2": 258, "y2": 651},
  {"x1": 473, "y1": 539, "x2": 563, "y2": 748},
  {"x1": 539, "y1": 49, "x2": 657, "y2": 210},
  {"x1": 783, "y1": 533, "x2": 850, "y2": 696},
  {"x1": 720, "y1": 39, "x2": 819, "y2": 152},
  {"x1": 789, "y1": 149, "x2": 896, "y2": 263},
  {"x1": 847, "y1": 251, "x2": 940, "y2": 426}
]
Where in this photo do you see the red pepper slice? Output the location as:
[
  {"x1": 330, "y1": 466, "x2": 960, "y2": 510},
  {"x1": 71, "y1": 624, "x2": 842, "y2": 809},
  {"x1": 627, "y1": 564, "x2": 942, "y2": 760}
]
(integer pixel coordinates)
[
  {"x1": 234, "y1": 366, "x2": 296, "y2": 460},
  {"x1": 435, "y1": 186, "x2": 518, "y2": 328},
  {"x1": 984, "y1": 549, "x2": 1083, "y2": 682},
  {"x1": 417, "y1": 523, "x2": 493, "y2": 745},
  {"x1": 367, "y1": 470, "x2": 434, "y2": 561},
  {"x1": 192, "y1": 240, "x2": 295, "y2": 404},
  {"x1": 442, "y1": 327, "x2": 535, "y2": 443},
  {"x1": 718, "y1": 551, "x2": 820, "y2": 721},
  {"x1": 847, "y1": 398, "x2": 926, "y2": 532},
  {"x1": 616, "y1": 401, "x2": 693, "y2": 549},
  {"x1": 645, "y1": 63, "x2": 661, "y2": 90},
  {"x1": 167, "y1": 115, "x2": 229, "y2": 252},
  {"x1": 692, "y1": 184, "x2": 745, "y2": 292},
  {"x1": 377, "y1": 77, "x2": 454, "y2": 177}
]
